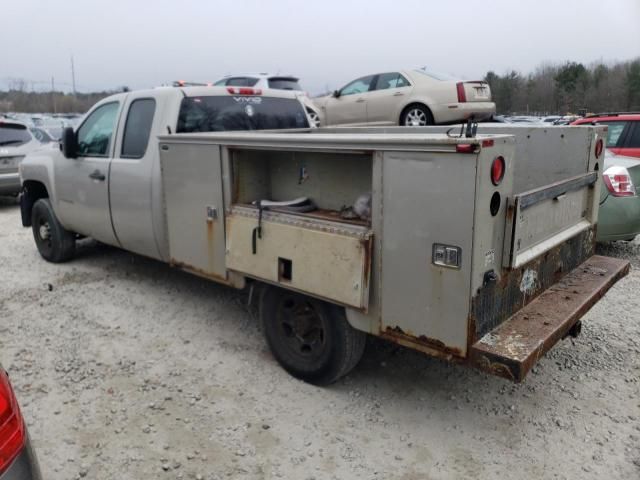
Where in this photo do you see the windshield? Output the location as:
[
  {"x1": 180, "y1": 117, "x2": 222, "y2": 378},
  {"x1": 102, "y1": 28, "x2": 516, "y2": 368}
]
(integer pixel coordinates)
[
  {"x1": 268, "y1": 78, "x2": 302, "y2": 91},
  {"x1": 177, "y1": 95, "x2": 309, "y2": 133},
  {"x1": 413, "y1": 68, "x2": 459, "y2": 81},
  {"x1": 0, "y1": 123, "x2": 32, "y2": 146}
]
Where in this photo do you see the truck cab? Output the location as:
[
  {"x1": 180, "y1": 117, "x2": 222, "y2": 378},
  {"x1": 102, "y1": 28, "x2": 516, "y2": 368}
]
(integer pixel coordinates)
[{"x1": 19, "y1": 86, "x2": 311, "y2": 262}]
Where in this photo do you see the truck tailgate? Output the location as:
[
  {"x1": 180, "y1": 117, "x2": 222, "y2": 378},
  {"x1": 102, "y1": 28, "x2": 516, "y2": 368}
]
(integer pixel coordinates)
[
  {"x1": 469, "y1": 255, "x2": 629, "y2": 381},
  {"x1": 503, "y1": 172, "x2": 599, "y2": 268}
]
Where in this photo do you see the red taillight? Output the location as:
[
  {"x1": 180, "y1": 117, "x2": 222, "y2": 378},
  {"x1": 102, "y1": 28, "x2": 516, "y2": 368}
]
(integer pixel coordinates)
[
  {"x1": 226, "y1": 87, "x2": 262, "y2": 95},
  {"x1": 595, "y1": 138, "x2": 604, "y2": 159},
  {"x1": 0, "y1": 371, "x2": 25, "y2": 475},
  {"x1": 491, "y1": 156, "x2": 505, "y2": 185},
  {"x1": 603, "y1": 166, "x2": 635, "y2": 197},
  {"x1": 456, "y1": 144, "x2": 475, "y2": 153},
  {"x1": 456, "y1": 82, "x2": 467, "y2": 103}
]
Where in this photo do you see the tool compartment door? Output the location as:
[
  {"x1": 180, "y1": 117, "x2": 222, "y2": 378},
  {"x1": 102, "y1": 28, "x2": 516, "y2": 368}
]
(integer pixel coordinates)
[
  {"x1": 504, "y1": 171, "x2": 599, "y2": 269},
  {"x1": 160, "y1": 142, "x2": 227, "y2": 280},
  {"x1": 226, "y1": 207, "x2": 372, "y2": 309}
]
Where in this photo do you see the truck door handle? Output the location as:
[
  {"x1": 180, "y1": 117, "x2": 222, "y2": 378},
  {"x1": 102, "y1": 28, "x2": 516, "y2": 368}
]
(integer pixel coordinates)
[
  {"x1": 355, "y1": 98, "x2": 365, "y2": 103},
  {"x1": 89, "y1": 170, "x2": 106, "y2": 181},
  {"x1": 393, "y1": 92, "x2": 404, "y2": 96}
]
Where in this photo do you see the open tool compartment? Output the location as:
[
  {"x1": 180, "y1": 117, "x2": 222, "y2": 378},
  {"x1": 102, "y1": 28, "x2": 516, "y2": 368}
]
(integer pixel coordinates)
[{"x1": 226, "y1": 148, "x2": 374, "y2": 309}]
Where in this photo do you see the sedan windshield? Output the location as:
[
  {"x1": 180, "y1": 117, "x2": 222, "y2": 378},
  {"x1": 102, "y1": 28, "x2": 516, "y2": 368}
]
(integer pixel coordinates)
[{"x1": 177, "y1": 95, "x2": 309, "y2": 132}]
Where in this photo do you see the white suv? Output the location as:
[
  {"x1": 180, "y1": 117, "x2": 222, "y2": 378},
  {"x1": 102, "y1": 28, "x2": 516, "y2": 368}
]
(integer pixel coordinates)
[{"x1": 214, "y1": 73, "x2": 320, "y2": 127}]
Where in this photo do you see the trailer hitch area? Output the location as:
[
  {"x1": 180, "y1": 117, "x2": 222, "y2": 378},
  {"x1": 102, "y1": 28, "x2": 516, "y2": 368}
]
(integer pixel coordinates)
[
  {"x1": 469, "y1": 255, "x2": 629, "y2": 382},
  {"x1": 565, "y1": 320, "x2": 582, "y2": 339}
]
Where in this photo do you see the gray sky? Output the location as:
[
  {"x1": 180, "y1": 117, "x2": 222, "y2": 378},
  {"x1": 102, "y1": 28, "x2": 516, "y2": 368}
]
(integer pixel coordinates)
[{"x1": 2, "y1": 0, "x2": 639, "y2": 94}]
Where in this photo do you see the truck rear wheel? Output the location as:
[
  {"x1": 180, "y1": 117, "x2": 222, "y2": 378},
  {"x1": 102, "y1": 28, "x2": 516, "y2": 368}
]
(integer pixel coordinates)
[
  {"x1": 31, "y1": 199, "x2": 75, "y2": 263},
  {"x1": 259, "y1": 285, "x2": 366, "y2": 385}
]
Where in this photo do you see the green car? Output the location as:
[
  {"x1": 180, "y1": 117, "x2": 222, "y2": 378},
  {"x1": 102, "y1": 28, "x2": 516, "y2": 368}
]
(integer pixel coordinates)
[{"x1": 598, "y1": 150, "x2": 640, "y2": 241}]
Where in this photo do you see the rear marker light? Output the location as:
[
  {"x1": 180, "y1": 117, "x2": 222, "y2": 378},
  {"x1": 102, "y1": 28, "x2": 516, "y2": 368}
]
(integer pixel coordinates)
[
  {"x1": 595, "y1": 138, "x2": 604, "y2": 159},
  {"x1": 456, "y1": 144, "x2": 475, "y2": 153},
  {"x1": 0, "y1": 370, "x2": 25, "y2": 475},
  {"x1": 603, "y1": 166, "x2": 635, "y2": 197},
  {"x1": 481, "y1": 139, "x2": 494, "y2": 148},
  {"x1": 491, "y1": 156, "x2": 505, "y2": 186},
  {"x1": 456, "y1": 82, "x2": 467, "y2": 103}
]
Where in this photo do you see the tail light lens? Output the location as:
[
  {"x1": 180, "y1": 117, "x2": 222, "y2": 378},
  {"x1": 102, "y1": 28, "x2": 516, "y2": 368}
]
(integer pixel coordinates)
[
  {"x1": 595, "y1": 138, "x2": 604, "y2": 159},
  {"x1": 491, "y1": 156, "x2": 506, "y2": 185},
  {"x1": 226, "y1": 87, "x2": 262, "y2": 95},
  {"x1": 0, "y1": 370, "x2": 25, "y2": 475},
  {"x1": 603, "y1": 166, "x2": 636, "y2": 197},
  {"x1": 456, "y1": 82, "x2": 467, "y2": 103}
]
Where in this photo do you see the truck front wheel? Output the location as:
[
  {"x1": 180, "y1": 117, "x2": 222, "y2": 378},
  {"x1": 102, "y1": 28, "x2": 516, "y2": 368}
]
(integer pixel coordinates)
[
  {"x1": 259, "y1": 286, "x2": 366, "y2": 385},
  {"x1": 31, "y1": 199, "x2": 75, "y2": 263}
]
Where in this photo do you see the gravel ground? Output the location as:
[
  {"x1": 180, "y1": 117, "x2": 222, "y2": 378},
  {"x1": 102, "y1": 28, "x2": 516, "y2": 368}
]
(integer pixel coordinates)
[{"x1": 0, "y1": 196, "x2": 639, "y2": 480}]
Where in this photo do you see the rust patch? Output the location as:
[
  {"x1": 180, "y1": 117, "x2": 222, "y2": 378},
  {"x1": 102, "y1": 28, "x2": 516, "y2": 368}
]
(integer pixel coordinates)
[
  {"x1": 361, "y1": 235, "x2": 373, "y2": 289},
  {"x1": 381, "y1": 326, "x2": 464, "y2": 360},
  {"x1": 469, "y1": 255, "x2": 629, "y2": 382},
  {"x1": 470, "y1": 226, "x2": 596, "y2": 340},
  {"x1": 169, "y1": 258, "x2": 232, "y2": 286}
]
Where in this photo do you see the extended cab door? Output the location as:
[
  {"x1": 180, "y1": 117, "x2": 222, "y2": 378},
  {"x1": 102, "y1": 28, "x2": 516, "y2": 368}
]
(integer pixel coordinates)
[
  {"x1": 54, "y1": 100, "x2": 121, "y2": 245},
  {"x1": 323, "y1": 75, "x2": 373, "y2": 126},
  {"x1": 108, "y1": 93, "x2": 164, "y2": 259},
  {"x1": 365, "y1": 72, "x2": 412, "y2": 125}
]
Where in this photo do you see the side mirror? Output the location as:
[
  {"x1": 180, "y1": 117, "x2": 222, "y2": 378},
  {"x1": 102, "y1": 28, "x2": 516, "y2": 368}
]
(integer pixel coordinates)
[
  {"x1": 332, "y1": 90, "x2": 340, "y2": 98},
  {"x1": 61, "y1": 127, "x2": 77, "y2": 159}
]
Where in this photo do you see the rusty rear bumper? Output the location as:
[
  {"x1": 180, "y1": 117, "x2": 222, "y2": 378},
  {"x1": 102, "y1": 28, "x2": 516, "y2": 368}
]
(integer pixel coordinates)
[{"x1": 468, "y1": 255, "x2": 629, "y2": 382}]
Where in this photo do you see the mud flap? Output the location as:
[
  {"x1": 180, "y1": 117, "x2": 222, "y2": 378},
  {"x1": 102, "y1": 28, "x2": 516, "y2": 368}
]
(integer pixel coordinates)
[
  {"x1": 469, "y1": 255, "x2": 629, "y2": 382},
  {"x1": 19, "y1": 192, "x2": 32, "y2": 227}
]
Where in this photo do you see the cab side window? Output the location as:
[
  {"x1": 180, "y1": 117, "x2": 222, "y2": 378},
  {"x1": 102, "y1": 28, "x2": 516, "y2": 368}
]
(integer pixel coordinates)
[
  {"x1": 340, "y1": 75, "x2": 374, "y2": 96},
  {"x1": 375, "y1": 72, "x2": 410, "y2": 90},
  {"x1": 121, "y1": 99, "x2": 156, "y2": 158},
  {"x1": 77, "y1": 102, "x2": 119, "y2": 157}
]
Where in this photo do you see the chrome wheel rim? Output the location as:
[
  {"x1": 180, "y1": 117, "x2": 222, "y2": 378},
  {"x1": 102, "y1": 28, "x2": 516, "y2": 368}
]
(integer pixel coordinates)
[
  {"x1": 308, "y1": 111, "x2": 320, "y2": 128},
  {"x1": 405, "y1": 109, "x2": 427, "y2": 126}
]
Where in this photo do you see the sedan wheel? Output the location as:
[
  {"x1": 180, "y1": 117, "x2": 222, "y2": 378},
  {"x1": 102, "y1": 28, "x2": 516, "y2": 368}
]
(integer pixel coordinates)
[
  {"x1": 307, "y1": 110, "x2": 321, "y2": 128},
  {"x1": 401, "y1": 105, "x2": 434, "y2": 127}
]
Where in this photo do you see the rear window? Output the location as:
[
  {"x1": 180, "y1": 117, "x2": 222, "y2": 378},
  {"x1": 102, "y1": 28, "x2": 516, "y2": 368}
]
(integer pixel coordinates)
[
  {"x1": 599, "y1": 121, "x2": 628, "y2": 147},
  {"x1": 215, "y1": 77, "x2": 260, "y2": 87},
  {"x1": 0, "y1": 123, "x2": 32, "y2": 146},
  {"x1": 268, "y1": 78, "x2": 301, "y2": 91},
  {"x1": 177, "y1": 95, "x2": 309, "y2": 133}
]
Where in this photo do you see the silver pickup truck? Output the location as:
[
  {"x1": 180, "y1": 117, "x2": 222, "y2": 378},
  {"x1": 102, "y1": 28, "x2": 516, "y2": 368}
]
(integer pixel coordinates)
[{"x1": 19, "y1": 95, "x2": 629, "y2": 385}]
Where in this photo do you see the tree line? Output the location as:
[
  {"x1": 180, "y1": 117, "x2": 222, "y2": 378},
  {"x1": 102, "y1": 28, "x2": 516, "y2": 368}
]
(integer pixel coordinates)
[
  {"x1": 0, "y1": 81, "x2": 128, "y2": 114},
  {"x1": 2, "y1": 57, "x2": 640, "y2": 116},
  {"x1": 484, "y1": 57, "x2": 640, "y2": 116}
]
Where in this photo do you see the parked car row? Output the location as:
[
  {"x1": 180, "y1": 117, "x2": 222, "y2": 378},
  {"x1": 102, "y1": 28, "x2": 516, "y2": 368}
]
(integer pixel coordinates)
[
  {"x1": 211, "y1": 68, "x2": 496, "y2": 128},
  {"x1": 0, "y1": 120, "x2": 58, "y2": 196}
]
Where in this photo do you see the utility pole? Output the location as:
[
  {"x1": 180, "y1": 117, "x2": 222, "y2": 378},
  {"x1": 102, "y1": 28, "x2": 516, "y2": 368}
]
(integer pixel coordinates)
[
  {"x1": 70, "y1": 55, "x2": 77, "y2": 96},
  {"x1": 51, "y1": 76, "x2": 57, "y2": 114}
]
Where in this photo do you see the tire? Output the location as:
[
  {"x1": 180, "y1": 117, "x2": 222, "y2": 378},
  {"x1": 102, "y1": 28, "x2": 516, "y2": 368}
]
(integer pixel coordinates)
[
  {"x1": 259, "y1": 285, "x2": 366, "y2": 385},
  {"x1": 400, "y1": 104, "x2": 434, "y2": 126},
  {"x1": 31, "y1": 198, "x2": 75, "y2": 263},
  {"x1": 307, "y1": 109, "x2": 321, "y2": 128}
]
